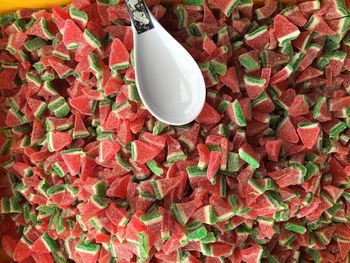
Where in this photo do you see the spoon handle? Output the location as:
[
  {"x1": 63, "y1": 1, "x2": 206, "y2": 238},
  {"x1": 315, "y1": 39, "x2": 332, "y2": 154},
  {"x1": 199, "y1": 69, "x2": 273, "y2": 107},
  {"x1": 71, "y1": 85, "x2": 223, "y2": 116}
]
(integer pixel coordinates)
[{"x1": 125, "y1": 0, "x2": 154, "y2": 34}]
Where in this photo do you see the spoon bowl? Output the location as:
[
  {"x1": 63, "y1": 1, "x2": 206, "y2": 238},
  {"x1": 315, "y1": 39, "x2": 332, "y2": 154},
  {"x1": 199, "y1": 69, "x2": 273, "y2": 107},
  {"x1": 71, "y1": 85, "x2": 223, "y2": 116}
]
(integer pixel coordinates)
[{"x1": 126, "y1": 0, "x2": 206, "y2": 125}]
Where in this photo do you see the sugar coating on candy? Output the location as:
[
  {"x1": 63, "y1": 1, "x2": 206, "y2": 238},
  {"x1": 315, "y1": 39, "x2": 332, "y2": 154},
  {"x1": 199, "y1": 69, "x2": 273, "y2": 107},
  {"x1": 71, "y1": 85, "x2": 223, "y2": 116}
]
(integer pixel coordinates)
[{"x1": 1, "y1": 0, "x2": 350, "y2": 262}]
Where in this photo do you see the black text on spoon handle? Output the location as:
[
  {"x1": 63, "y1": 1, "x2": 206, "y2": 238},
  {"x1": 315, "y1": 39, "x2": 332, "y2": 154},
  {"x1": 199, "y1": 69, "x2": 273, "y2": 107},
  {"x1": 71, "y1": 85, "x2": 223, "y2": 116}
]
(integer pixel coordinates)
[{"x1": 125, "y1": 0, "x2": 154, "y2": 34}]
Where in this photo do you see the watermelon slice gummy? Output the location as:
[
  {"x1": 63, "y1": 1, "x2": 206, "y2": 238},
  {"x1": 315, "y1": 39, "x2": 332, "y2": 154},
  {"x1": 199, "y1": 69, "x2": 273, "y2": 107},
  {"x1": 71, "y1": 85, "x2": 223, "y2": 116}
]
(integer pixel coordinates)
[
  {"x1": 109, "y1": 38, "x2": 130, "y2": 71},
  {"x1": 274, "y1": 14, "x2": 300, "y2": 45}
]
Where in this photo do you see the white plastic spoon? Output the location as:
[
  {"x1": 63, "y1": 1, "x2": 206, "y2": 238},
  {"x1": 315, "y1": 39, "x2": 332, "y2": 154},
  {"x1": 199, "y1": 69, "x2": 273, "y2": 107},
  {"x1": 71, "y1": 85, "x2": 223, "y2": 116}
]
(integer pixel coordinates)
[{"x1": 125, "y1": 0, "x2": 206, "y2": 126}]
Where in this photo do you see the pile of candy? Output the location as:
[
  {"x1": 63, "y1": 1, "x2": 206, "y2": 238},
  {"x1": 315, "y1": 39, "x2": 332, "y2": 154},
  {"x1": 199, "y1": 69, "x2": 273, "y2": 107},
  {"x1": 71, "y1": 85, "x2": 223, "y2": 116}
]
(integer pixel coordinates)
[{"x1": 1, "y1": 0, "x2": 350, "y2": 262}]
